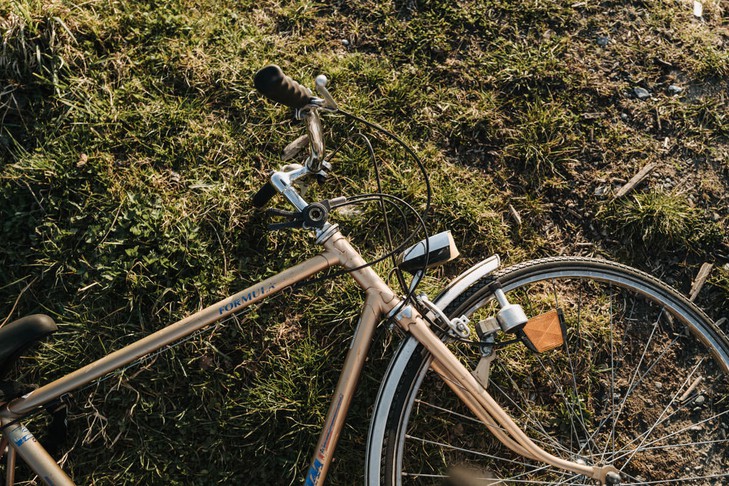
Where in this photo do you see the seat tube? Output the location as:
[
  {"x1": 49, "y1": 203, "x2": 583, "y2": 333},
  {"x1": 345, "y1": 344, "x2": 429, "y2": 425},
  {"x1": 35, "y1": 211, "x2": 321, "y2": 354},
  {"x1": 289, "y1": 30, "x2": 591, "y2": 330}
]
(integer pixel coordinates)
[
  {"x1": 1, "y1": 420, "x2": 74, "y2": 486},
  {"x1": 304, "y1": 292, "x2": 387, "y2": 486},
  {"x1": 5, "y1": 444, "x2": 16, "y2": 486}
]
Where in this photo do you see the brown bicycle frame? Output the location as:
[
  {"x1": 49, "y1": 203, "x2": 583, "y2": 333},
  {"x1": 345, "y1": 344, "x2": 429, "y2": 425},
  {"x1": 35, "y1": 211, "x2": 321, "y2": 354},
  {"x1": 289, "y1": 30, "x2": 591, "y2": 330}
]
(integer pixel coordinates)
[{"x1": 0, "y1": 227, "x2": 617, "y2": 485}]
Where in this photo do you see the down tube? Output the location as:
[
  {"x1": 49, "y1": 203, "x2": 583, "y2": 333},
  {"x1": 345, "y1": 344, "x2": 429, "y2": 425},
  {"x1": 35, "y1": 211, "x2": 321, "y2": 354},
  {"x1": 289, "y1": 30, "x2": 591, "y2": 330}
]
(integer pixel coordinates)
[
  {"x1": 3, "y1": 252, "x2": 338, "y2": 418},
  {"x1": 304, "y1": 291, "x2": 385, "y2": 486}
]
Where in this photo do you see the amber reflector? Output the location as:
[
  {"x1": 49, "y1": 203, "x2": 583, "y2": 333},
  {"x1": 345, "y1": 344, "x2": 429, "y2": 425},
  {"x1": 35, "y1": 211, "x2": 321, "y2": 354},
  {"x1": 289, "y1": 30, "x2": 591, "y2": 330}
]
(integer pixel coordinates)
[{"x1": 522, "y1": 309, "x2": 564, "y2": 353}]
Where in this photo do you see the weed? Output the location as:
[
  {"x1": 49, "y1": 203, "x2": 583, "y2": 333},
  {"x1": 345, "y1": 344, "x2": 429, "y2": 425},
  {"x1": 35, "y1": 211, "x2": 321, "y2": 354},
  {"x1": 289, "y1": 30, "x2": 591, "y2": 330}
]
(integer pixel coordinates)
[
  {"x1": 600, "y1": 190, "x2": 722, "y2": 254},
  {"x1": 502, "y1": 99, "x2": 580, "y2": 182}
]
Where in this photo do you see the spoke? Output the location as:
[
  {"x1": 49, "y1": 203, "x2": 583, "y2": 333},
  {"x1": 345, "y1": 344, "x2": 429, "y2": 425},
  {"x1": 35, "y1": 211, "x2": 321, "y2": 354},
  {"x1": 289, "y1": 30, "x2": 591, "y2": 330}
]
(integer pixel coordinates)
[
  {"x1": 608, "y1": 287, "x2": 616, "y2": 460},
  {"x1": 507, "y1": 464, "x2": 573, "y2": 484},
  {"x1": 411, "y1": 396, "x2": 570, "y2": 459},
  {"x1": 612, "y1": 437, "x2": 729, "y2": 455},
  {"x1": 401, "y1": 472, "x2": 587, "y2": 485},
  {"x1": 490, "y1": 368, "x2": 573, "y2": 455},
  {"x1": 594, "y1": 309, "x2": 681, "y2": 460},
  {"x1": 540, "y1": 354, "x2": 596, "y2": 454},
  {"x1": 558, "y1": 279, "x2": 594, "y2": 457},
  {"x1": 612, "y1": 361, "x2": 704, "y2": 467},
  {"x1": 404, "y1": 434, "x2": 538, "y2": 469},
  {"x1": 603, "y1": 308, "x2": 662, "y2": 456},
  {"x1": 609, "y1": 408, "x2": 729, "y2": 463},
  {"x1": 413, "y1": 398, "x2": 482, "y2": 425},
  {"x1": 620, "y1": 472, "x2": 729, "y2": 484},
  {"x1": 561, "y1": 437, "x2": 729, "y2": 462}
]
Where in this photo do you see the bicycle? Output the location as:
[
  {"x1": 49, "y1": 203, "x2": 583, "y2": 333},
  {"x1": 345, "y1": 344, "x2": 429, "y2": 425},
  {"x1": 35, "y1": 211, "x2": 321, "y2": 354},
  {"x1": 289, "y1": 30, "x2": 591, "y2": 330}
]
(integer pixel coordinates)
[{"x1": 1, "y1": 65, "x2": 728, "y2": 485}]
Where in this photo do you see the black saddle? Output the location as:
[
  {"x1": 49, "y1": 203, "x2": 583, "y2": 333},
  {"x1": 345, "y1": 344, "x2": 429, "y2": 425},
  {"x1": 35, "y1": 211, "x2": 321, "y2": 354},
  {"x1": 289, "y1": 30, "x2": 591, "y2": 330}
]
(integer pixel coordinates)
[{"x1": 0, "y1": 314, "x2": 57, "y2": 379}]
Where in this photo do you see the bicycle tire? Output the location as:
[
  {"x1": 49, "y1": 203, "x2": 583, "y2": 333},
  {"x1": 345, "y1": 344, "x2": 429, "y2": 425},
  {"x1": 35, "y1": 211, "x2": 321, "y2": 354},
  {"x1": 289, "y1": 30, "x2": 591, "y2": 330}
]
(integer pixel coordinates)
[{"x1": 366, "y1": 257, "x2": 729, "y2": 485}]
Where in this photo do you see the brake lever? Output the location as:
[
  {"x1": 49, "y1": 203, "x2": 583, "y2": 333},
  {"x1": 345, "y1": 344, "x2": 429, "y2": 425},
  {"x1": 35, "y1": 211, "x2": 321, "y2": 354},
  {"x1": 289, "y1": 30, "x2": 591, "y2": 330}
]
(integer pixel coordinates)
[
  {"x1": 265, "y1": 199, "x2": 343, "y2": 232},
  {"x1": 265, "y1": 208, "x2": 304, "y2": 231},
  {"x1": 315, "y1": 75, "x2": 338, "y2": 111}
]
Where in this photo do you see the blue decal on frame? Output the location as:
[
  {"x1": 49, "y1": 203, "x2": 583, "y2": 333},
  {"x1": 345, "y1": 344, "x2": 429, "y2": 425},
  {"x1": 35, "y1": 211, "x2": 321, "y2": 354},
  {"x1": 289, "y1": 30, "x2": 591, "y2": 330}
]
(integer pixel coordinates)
[{"x1": 305, "y1": 458, "x2": 324, "y2": 486}]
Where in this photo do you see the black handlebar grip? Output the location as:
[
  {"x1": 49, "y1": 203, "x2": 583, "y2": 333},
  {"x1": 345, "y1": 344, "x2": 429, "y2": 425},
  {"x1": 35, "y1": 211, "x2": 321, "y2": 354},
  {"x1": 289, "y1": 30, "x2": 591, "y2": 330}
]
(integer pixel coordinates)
[
  {"x1": 254, "y1": 65, "x2": 312, "y2": 109},
  {"x1": 252, "y1": 181, "x2": 277, "y2": 208}
]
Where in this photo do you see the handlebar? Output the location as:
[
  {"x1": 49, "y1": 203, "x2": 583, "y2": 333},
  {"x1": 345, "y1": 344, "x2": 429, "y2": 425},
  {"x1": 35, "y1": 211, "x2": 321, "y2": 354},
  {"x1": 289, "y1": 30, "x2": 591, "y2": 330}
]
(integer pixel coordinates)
[
  {"x1": 252, "y1": 181, "x2": 277, "y2": 208},
  {"x1": 253, "y1": 65, "x2": 313, "y2": 109},
  {"x1": 252, "y1": 65, "x2": 335, "y2": 208}
]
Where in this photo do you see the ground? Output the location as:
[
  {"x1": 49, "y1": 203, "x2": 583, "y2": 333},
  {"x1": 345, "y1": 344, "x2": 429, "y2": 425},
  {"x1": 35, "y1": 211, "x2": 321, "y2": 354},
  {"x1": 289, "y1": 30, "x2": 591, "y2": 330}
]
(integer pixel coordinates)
[{"x1": 1, "y1": 0, "x2": 727, "y2": 484}]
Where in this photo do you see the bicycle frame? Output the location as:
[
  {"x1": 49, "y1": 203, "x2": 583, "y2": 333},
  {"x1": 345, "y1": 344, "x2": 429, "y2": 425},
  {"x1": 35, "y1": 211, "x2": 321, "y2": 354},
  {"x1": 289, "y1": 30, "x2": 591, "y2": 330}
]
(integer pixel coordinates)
[{"x1": 1, "y1": 221, "x2": 621, "y2": 485}]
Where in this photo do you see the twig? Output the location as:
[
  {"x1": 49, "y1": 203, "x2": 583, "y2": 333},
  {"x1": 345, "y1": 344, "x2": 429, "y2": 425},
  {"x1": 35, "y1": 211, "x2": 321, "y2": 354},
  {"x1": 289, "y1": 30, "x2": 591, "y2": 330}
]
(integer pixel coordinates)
[
  {"x1": 1, "y1": 277, "x2": 39, "y2": 328},
  {"x1": 614, "y1": 162, "x2": 657, "y2": 199},
  {"x1": 689, "y1": 262, "x2": 713, "y2": 302}
]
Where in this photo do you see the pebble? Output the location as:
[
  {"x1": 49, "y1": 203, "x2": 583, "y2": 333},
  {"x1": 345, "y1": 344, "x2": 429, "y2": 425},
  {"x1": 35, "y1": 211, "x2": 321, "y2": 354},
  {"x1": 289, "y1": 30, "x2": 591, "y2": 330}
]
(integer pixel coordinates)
[
  {"x1": 341, "y1": 39, "x2": 350, "y2": 47},
  {"x1": 620, "y1": 113, "x2": 629, "y2": 121},
  {"x1": 596, "y1": 36, "x2": 609, "y2": 47},
  {"x1": 668, "y1": 84, "x2": 683, "y2": 95},
  {"x1": 654, "y1": 381, "x2": 663, "y2": 389},
  {"x1": 634, "y1": 87, "x2": 651, "y2": 100},
  {"x1": 694, "y1": 395, "x2": 706, "y2": 405}
]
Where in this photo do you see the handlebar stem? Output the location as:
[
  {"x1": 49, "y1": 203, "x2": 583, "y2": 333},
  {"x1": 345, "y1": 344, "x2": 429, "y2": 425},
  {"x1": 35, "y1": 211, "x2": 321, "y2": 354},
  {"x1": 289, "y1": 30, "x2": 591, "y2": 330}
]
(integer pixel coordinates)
[
  {"x1": 304, "y1": 109, "x2": 325, "y2": 173},
  {"x1": 271, "y1": 166, "x2": 310, "y2": 212}
]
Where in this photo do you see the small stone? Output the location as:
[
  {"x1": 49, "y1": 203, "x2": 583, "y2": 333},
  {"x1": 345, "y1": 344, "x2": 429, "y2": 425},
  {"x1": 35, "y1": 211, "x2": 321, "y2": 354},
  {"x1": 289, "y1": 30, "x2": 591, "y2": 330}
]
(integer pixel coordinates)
[
  {"x1": 693, "y1": 0, "x2": 703, "y2": 18},
  {"x1": 596, "y1": 36, "x2": 609, "y2": 47},
  {"x1": 694, "y1": 395, "x2": 706, "y2": 405},
  {"x1": 341, "y1": 39, "x2": 350, "y2": 47},
  {"x1": 668, "y1": 84, "x2": 683, "y2": 95},
  {"x1": 654, "y1": 382, "x2": 663, "y2": 389},
  {"x1": 620, "y1": 112, "x2": 629, "y2": 121},
  {"x1": 77, "y1": 153, "x2": 88, "y2": 167},
  {"x1": 634, "y1": 87, "x2": 651, "y2": 100}
]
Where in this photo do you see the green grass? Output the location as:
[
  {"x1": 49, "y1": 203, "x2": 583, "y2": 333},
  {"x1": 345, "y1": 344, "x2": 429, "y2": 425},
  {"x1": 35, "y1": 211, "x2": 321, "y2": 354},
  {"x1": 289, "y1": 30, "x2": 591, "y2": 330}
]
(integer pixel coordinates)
[
  {"x1": 1, "y1": 0, "x2": 728, "y2": 484},
  {"x1": 600, "y1": 190, "x2": 722, "y2": 255}
]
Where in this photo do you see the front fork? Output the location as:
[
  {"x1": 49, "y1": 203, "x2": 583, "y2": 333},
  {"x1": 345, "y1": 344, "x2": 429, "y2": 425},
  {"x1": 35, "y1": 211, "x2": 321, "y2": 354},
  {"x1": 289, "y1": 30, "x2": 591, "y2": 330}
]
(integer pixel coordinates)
[{"x1": 390, "y1": 302, "x2": 622, "y2": 485}]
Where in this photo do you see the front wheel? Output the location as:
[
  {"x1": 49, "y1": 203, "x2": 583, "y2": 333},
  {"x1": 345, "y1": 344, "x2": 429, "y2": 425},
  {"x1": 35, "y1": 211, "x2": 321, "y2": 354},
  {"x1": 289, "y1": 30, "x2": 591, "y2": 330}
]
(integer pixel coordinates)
[{"x1": 367, "y1": 257, "x2": 729, "y2": 485}]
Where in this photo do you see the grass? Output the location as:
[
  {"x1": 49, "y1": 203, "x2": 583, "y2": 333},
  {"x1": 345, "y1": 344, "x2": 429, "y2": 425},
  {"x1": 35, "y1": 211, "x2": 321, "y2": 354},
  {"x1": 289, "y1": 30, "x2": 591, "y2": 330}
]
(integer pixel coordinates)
[
  {"x1": 1, "y1": 0, "x2": 728, "y2": 484},
  {"x1": 600, "y1": 190, "x2": 722, "y2": 255}
]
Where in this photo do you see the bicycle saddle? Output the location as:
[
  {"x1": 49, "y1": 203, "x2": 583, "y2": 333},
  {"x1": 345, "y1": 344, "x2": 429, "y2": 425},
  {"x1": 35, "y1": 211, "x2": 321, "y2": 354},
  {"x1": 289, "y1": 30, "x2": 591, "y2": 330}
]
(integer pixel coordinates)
[{"x1": 0, "y1": 314, "x2": 57, "y2": 379}]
